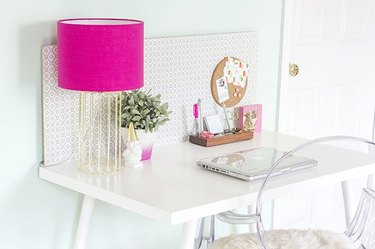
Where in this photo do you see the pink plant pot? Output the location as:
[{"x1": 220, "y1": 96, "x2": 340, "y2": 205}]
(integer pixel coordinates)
[{"x1": 121, "y1": 128, "x2": 156, "y2": 161}]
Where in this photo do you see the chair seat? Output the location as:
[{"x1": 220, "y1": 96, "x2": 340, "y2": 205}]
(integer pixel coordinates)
[{"x1": 209, "y1": 229, "x2": 356, "y2": 249}]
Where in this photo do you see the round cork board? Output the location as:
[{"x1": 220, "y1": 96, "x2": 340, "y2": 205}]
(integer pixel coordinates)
[{"x1": 211, "y1": 57, "x2": 248, "y2": 107}]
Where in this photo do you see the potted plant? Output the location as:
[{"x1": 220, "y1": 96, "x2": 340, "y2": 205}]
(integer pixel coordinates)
[{"x1": 121, "y1": 90, "x2": 171, "y2": 160}]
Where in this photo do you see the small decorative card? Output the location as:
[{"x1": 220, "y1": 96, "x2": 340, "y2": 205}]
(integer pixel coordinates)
[
  {"x1": 215, "y1": 76, "x2": 230, "y2": 103},
  {"x1": 204, "y1": 115, "x2": 224, "y2": 134},
  {"x1": 238, "y1": 104, "x2": 262, "y2": 132},
  {"x1": 223, "y1": 57, "x2": 250, "y2": 88}
]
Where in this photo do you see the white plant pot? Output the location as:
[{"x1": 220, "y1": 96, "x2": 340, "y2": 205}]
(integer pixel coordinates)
[{"x1": 121, "y1": 128, "x2": 156, "y2": 161}]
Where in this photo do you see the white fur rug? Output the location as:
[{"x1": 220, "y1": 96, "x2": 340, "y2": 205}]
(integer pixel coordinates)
[{"x1": 209, "y1": 229, "x2": 356, "y2": 249}]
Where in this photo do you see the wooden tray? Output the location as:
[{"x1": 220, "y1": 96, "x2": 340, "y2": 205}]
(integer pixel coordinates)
[{"x1": 189, "y1": 131, "x2": 253, "y2": 147}]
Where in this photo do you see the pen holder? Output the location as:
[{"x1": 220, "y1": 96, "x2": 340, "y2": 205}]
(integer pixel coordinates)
[{"x1": 189, "y1": 131, "x2": 253, "y2": 147}]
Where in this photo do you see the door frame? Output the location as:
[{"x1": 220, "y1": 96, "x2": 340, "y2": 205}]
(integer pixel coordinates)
[
  {"x1": 274, "y1": 0, "x2": 308, "y2": 228},
  {"x1": 274, "y1": 1, "x2": 294, "y2": 227},
  {"x1": 277, "y1": 0, "x2": 295, "y2": 133}
]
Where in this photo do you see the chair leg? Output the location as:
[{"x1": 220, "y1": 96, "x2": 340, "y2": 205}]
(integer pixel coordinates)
[
  {"x1": 194, "y1": 216, "x2": 215, "y2": 249},
  {"x1": 342, "y1": 180, "x2": 355, "y2": 228},
  {"x1": 208, "y1": 215, "x2": 215, "y2": 244},
  {"x1": 74, "y1": 195, "x2": 96, "y2": 249},
  {"x1": 194, "y1": 218, "x2": 205, "y2": 249}
]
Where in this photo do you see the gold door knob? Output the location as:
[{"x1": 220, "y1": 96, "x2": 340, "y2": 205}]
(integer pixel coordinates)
[{"x1": 289, "y1": 63, "x2": 299, "y2": 77}]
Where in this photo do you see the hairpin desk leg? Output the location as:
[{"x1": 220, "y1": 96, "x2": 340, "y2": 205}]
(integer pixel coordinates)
[
  {"x1": 74, "y1": 195, "x2": 96, "y2": 249},
  {"x1": 180, "y1": 219, "x2": 198, "y2": 249},
  {"x1": 341, "y1": 180, "x2": 355, "y2": 228}
]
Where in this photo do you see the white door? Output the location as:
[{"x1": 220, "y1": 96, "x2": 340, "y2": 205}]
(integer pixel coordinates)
[{"x1": 276, "y1": 0, "x2": 375, "y2": 232}]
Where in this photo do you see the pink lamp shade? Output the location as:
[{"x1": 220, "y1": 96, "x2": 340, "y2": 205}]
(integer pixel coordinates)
[{"x1": 57, "y1": 18, "x2": 144, "y2": 92}]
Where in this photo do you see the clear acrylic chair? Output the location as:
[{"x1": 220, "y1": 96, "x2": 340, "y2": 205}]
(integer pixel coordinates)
[
  {"x1": 208, "y1": 136, "x2": 375, "y2": 249},
  {"x1": 194, "y1": 215, "x2": 215, "y2": 249}
]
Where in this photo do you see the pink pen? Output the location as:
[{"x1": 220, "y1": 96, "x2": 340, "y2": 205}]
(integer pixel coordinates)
[{"x1": 193, "y1": 103, "x2": 199, "y2": 135}]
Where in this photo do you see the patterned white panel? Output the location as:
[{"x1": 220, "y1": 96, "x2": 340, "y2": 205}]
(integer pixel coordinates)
[
  {"x1": 42, "y1": 45, "x2": 80, "y2": 165},
  {"x1": 42, "y1": 32, "x2": 258, "y2": 165}
]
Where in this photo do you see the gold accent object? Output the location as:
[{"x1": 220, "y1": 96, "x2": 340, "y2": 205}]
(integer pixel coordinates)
[
  {"x1": 127, "y1": 123, "x2": 139, "y2": 142},
  {"x1": 289, "y1": 63, "x2": 299, "y2": 77}
]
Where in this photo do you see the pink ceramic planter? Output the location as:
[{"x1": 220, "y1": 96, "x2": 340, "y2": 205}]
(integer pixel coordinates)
[{"x1": 121, "y1": 128, "x2": 156, "y2": 161}]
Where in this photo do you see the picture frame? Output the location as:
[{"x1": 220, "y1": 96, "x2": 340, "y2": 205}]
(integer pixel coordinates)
[{"x1": 238, "y1": 104, "x2": 262, "y2": 132}]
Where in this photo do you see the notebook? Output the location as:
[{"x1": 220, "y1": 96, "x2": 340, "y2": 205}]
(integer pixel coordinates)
[{"x1": 196, "y1": 147, "x2": 318, "y2": 181}]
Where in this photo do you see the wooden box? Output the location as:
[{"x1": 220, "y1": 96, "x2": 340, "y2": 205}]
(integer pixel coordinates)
[{"x1": 189, "y1": 131, "x2": 253, "y2": 147}]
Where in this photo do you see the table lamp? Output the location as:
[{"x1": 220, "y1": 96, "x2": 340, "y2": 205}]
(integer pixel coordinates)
[{"x1": 57, "y1": 18, "x2": 144, "y2": 174}]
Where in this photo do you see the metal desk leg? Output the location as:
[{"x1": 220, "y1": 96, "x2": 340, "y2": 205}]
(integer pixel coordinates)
[
  {"x1": 180, "y1": 219, "x2": 198, "y2": 249},
  {"x1": 247, "y1": 205, "x2": 256, "y2": 233},
  {"x1": 368, "y1": 174, "x2": 374, "y2": 189},
  {"x1": 74, "y1": 195, "x2": 96, "y2": 249},
  {"x1": 342, "y1": 180, "x2": 355, "y2": 228},
  {"x1": 228, "y1": 207, "x2": 250, "y2": 234}
]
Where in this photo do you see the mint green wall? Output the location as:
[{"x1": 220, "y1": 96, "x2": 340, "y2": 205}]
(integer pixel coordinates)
[{"x1": 0, "y1": 0, "x2": 282, "y2": 248}]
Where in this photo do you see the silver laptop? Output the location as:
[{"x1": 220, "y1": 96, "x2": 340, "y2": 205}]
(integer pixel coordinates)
[{"x1": 196, "y1": 147, "x2": 318, "y2": 181}]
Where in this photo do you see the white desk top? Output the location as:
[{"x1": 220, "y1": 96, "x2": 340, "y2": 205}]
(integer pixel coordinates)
[{"x1": 39, "y1": 131, "x2": 375, "y2": 225}]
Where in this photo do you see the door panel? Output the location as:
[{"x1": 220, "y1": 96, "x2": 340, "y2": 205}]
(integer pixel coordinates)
[
  {"x1": 294, "y1": 0, "x2": 325, "y2": 44},
  {"x1": 334, "y1": 83, "x2": 361, "y2": 135},
  {"x1": 277, "y1": 0, "x2": 375, "y2": 232},
  {"x1": 288, "y1": 88, "x2": 320, "y2": 138},
  {"x1": 339, "y1": 0, "x2": 369, "y2": 41}
]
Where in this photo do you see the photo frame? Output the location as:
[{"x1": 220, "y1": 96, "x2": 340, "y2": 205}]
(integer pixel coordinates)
[{"x1": 238, "y1": 104, "x2": 262, "y2": 132}]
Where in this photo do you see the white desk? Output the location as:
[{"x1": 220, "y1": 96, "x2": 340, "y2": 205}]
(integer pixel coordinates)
[{"x1": 39, "y1": 131, "x2": 375, "y2": 249}]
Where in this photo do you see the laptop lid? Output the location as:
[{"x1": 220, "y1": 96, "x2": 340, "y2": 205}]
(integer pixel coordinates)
[{"x1": 197, "y1": 147, "x2": 318, "y2": 180}]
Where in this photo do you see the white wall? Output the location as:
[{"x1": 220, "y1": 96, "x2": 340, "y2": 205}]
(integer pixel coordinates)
[{"x1": 0, "y1": 0, "x2": 282, "y2": 248}]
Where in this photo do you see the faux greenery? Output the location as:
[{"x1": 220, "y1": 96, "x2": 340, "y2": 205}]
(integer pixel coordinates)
[{"x1": 121, "y1": 90, "x2": 171, "y2": 133}]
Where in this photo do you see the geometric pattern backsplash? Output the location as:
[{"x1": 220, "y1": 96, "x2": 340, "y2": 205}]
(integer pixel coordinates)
[{"x1": 42, "y1": 32, "x2": 258, "y2": 166}]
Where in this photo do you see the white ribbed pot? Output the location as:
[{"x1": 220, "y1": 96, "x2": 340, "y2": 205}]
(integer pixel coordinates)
[{"x1": 121, "y1": 128, "x2": 156, "y2": 161}]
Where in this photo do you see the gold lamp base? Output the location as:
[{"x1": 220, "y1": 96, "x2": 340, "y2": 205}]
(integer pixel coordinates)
[{"x1": 78, "y1": 92, "x2": 122, "y2": 174}]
